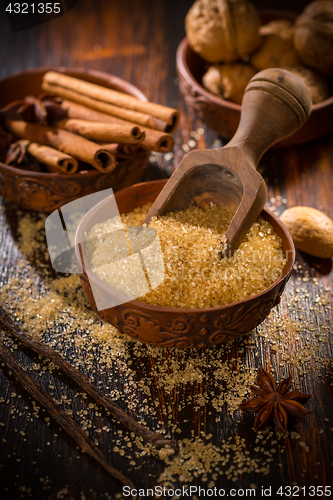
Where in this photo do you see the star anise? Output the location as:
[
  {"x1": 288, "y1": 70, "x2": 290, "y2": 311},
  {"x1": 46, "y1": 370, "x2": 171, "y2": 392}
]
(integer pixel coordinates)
[
  {"x1": 5, "y1": 140, "x2": 40, "y2": 172},
  {"x1": 5, "y1": 140, "x2": 30, "y2": 165},
  {"x1": 0, "y1": 124, "x2": 14, "y2": 162},
  {"x1": 0, "y1": 95, "x2": 67, "y2": 125},
  {"x1": 239, "y1": 367, "x2": 311, "y2": 433}
]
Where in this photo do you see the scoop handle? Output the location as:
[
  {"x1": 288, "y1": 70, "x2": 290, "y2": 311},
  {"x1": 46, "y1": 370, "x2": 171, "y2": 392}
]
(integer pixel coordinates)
[{"x1": 227, "y1": 68, "x2": 312, "y2": 166}]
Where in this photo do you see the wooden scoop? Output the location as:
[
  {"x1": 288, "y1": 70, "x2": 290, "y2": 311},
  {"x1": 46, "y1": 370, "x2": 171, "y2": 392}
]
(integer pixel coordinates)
[{"x1": 143, "y1": 68, "x2": 312, "y2": 256}]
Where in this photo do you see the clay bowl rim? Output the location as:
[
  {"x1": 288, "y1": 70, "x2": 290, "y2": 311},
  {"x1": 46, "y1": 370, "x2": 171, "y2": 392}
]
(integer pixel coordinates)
[
  {"x1": 0, "y1": 66, "x2": 148, "y2": 181},
  {"x1": 75, "y1": 178, "x2": 295, "y2": 316},
  {"x1": 176, "y1": 11, "x2": 333, "y2": 115}
]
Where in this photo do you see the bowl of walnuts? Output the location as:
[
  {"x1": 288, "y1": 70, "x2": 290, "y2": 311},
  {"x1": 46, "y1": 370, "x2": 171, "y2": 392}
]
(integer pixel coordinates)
[
  {"x1": 176, "y1": 0, "x2": 333, "y2": 148},
  {"x1": 75, "y1": 179, "x2": 295, "y2": 349}
]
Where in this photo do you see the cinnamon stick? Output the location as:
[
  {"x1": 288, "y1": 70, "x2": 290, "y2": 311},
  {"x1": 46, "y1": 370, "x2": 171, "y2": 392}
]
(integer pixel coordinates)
[
  {"x1": 61, "y1": 99, "x2": 130, "y2": 124},
  {"x1": 60, "y1": 100, "x2": 174, "y2": 153},
  {"x1": 141, "y1": 128, "x2": 174, "y2": 153},
  {"x1": 102, "y1": 143, "x2": 140, "y2": 159},
  {"x1": 102, "y1": 131, "x2": 173, "y2": 154},
  {"x1": 55, "y1": 118, "x2": 145, "y2": 144},
  {"x1": 42, "y1": 72, "x2": 180, "y2": 133},
  {"x1": 43, "y1": 81, "x2": 167, "y2": 131},
  {"x1": 0, "y1": 342, "x2": 134, "y2": 488},
  {"x1": 5, "y1": 119, "x2": 116, "y2": 173},
  {"x1": 27, "y1": 142, "x2": 78, "y2": 174},
  {"x1": 5, "y1": 140, "x2": 77, "y2": 174}
]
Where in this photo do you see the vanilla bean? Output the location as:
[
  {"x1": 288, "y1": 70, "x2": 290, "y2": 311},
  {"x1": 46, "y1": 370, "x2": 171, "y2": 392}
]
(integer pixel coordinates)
[
  {"x1": 0, "y1": 341, "x2": 134, "y2": 488},
  {"x1": 0, "y1": 305, "x2": 178, "y2": 453}
]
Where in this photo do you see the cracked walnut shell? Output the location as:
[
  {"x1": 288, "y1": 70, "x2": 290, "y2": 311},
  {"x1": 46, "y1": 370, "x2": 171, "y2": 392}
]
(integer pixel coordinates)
[
  {"x1": 250, "y1": 20, "x2": 300, "y2": 71},
  {"x1": 294, "y1": 0, "x2": 333, "y2": 76},
  {"x1": 185, "y1": 0, "x2": 261, "y2": 63},
  {"x1": 283, "y1": 65, "x2": 330, "y2": 104},
  {"x1": 202, "y1": 63, "x2": 256, "y2": 104}
]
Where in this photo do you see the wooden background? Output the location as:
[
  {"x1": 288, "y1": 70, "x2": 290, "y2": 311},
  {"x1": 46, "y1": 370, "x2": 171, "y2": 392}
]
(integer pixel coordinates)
[{"x1": 0, "y1": 0, "x2": 333, "y2": 498}]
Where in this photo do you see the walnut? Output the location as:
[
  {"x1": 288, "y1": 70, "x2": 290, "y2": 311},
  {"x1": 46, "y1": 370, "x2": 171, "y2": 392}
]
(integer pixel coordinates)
[
  {"x1": 293, "y1": 0, "x2": 333, "y2": 76},
  {"x1": 202, "y1": 63, "x2": 256, "y2": 104},
  {"x1": 283, "y1": 65, "x2": 330, "y2": 104},
  {"x1": 185, "y1": 0, "x2": 261, "y2": 63},
  {"x1": 250, "y1": 20, "x2": 300, "y2": 71}
]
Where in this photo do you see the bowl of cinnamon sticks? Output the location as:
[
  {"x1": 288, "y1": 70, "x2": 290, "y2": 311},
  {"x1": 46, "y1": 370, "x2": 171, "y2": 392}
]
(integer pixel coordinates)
[{"x1": 0, "y1": 67, "x2": 179, "y2": 213}]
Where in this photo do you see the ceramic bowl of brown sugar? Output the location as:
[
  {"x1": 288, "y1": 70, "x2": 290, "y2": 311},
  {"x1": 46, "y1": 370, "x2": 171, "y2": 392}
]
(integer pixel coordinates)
[
  {"x1": 75, "y1": 179, "x2": 295, "y2": 349},
  {"x1": 0, "y1": 67, "x2": 150, "y2": 213}
]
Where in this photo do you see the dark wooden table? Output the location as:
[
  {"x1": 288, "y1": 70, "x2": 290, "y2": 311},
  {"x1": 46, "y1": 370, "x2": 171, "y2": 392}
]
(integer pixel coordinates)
[{"x1": 1, "y1": 1, "x2": 333, "y2": 499}]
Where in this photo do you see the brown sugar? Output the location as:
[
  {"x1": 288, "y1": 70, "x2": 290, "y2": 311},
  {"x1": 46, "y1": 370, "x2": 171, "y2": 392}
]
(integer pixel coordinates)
[
  {"x1": 88, "y1": 203, "x2": 286, "y2": 309},
  {"x1": 0, "y1": 207, "x2": 331, "y2": 493}
]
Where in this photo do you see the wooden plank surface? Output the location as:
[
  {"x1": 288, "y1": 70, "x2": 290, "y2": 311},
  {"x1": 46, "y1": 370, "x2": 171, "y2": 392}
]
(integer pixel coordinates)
[{"x1": 0, "y1": 0, "x2": 333, "y2": 499}]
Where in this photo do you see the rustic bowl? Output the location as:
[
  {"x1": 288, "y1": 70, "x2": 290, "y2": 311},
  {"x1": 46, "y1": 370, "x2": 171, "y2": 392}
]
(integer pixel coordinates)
[
  {"x1": 75, "y1": 179, "x2": 295, "y2": 349},
  {"x1": 176, "y1": 10, "x2": 333, "y2": 148},
  {"x1": 0, "y1": 67, "x2": 150, "y2": 213}
]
